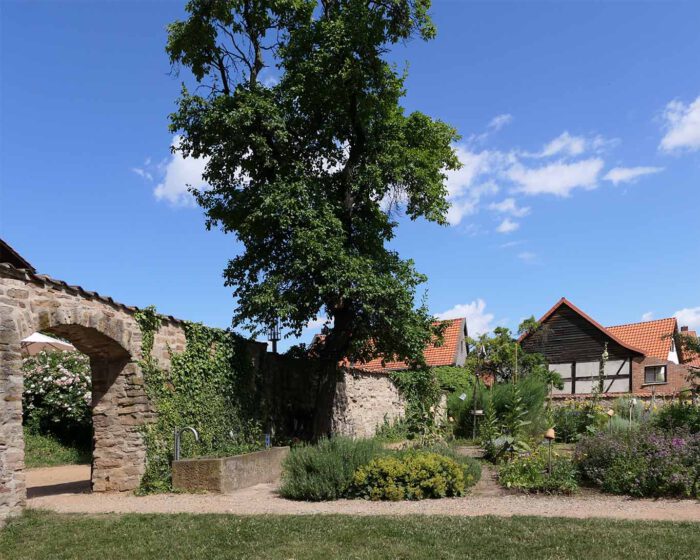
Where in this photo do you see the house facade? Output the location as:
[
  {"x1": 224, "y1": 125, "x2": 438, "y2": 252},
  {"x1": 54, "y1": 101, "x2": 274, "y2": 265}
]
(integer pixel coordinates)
[{"x1": 520, "y1": 298, "x2": 695, "y2": 398}]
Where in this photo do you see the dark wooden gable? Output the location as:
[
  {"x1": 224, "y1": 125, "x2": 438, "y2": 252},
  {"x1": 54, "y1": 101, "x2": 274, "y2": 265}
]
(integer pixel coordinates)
[{"x1": 521, "y1": 302, "x2": 638, "y2": 363}]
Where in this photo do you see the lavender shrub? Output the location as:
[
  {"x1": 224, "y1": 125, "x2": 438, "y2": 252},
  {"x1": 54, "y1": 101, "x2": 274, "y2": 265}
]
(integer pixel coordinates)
[{"x1": 574, "y1": 429, "x2": 700, "y2": 498}]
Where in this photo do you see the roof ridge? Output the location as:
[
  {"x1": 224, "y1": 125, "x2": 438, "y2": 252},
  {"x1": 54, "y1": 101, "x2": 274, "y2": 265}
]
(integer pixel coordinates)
[
  {"x1": 608, "y1": 317, "x2": 676, "y2": 329},
  {"x1": 519, "y1": 297, "x2": 646, "y2": 355}
]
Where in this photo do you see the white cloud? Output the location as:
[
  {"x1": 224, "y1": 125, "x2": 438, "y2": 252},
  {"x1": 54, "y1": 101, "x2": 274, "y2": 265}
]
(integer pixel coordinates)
[
  {"x1": 488, "y1": 197, "x2": 530, "y2": 217},
  {"x1": 488, "y1": 113, "x2": 513, "y2": 132},
  {"x1": 517, "y1": 251, "x2": 536, "y2": 262},
  {"x1": 642, "y1": 311, "x2": 654, "y2": 322},
  {"x1": 443, "y1": 124, "x2": 639, "y2": 228},
  {"x1": 500, "y1": 240, "x2": 525, "y2": 249},
  {"x1": 508, "y1": 158, "x2": 604, "y2": 197},
  {"x1": 445, "y1": 147, "x2": 493, "y2": 200},
  {"x1": 131, "y1": 167, "x2": 153, "y2": 182},
  {"x1": 604, "y1": 166, "x2": 663, "y2": 185},
  {"x1": 660, "y1": 96, "x2": 700, "y2": 152},
  {"x1": 445, "y1": 146, "x2": 504, "y2": 225},
  {"x1": 304, "y1": 316, "x2": 332, "y2": 332},
  {"x1": 674, "y1": 307, "x2": 700, "y2": 331},
  {"x1": 153, "y1": 137, "x2": 210, "y2": 206},
  {"x1": 436, "y1": 299, "x2": 494, "y2": 336},
  {"x1": 496, "y1": 218, "x2": 519, "y2": 234},
  {"x1": 525, "y1": 132, "x2": 616, "y2": 159},
  {"x1": 446, "y1": 199, "x2": 479, "y2": 226},
  {"x1": 539, "y1": 131, "x2": 587, "y2": 158}
]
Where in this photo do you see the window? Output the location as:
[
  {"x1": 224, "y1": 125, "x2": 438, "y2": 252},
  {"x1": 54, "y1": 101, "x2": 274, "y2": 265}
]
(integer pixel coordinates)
[{"x1": 644, "y1": 365, "x2": 667, "y2": 384}]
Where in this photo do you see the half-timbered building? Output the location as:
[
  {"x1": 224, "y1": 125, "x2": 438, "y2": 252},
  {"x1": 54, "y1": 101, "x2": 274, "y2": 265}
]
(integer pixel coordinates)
[{"x1": 520, "y1": 298, "x2": 695, "y2": 397}]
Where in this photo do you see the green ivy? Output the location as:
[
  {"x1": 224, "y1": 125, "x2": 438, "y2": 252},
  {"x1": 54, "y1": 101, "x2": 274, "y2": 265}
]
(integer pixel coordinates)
[
  {"x1": 134, "y1": 306, "x2": 264, "y2": 493},
  {"x1": 390, "y1": 368, "x2": 442, "y2": 441}
]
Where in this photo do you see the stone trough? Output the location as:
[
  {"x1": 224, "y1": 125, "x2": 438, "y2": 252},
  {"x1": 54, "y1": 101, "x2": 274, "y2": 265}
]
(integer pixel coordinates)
[{"x1": 172, "y1": 447, "x2": 290, "y2": 493}]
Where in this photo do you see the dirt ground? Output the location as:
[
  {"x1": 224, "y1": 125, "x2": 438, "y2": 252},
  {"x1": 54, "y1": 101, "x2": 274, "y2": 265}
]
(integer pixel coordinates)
[{"x1": 24, "y1": 465, "x2": 700, "y2": 522}]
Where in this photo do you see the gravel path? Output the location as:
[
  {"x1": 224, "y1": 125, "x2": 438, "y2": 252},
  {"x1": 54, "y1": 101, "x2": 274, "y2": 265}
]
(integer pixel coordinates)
[{"x1": 25, "y1": 465, "x2": 700, "y2": 522}]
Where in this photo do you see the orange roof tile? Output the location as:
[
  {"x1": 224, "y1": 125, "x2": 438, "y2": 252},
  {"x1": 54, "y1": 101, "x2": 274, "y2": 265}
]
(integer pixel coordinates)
[
  {"x1": 311, "y1": 318, "x2": 466, "y2": 373},
  {"x1": 606, "y1": 318, "x2": 677, "y2": 360},
  {"x1": 352, "y1": 318, "x2": 466, "y2": 372}
]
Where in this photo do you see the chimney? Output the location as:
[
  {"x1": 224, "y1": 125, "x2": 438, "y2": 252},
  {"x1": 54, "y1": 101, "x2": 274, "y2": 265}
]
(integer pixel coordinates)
[{"x1": 681, "y1": 326, "x2": 689, "y2": 332}]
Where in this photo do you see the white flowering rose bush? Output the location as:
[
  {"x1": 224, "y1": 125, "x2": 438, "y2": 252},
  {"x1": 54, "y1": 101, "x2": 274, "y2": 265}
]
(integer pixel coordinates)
[{"x1": 22, "y1": 350, "x2": 92, "y2": 438}]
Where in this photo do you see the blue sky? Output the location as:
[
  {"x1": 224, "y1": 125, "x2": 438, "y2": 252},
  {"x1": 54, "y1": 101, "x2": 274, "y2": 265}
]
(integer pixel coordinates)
[{"x1": 2, "y1": 1, "x2": 699, "y2": 350}]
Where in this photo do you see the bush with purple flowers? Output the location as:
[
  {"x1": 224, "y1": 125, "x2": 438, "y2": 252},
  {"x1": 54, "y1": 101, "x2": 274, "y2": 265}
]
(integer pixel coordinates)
[{"x1": 574, "y1": 428, "x2": 700, "y2": 498}]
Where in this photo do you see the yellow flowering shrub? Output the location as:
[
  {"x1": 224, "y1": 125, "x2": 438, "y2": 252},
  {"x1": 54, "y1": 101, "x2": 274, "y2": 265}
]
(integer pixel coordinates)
[{"x1": 351, "y1": 452, "x2": 466, "y2": 501}]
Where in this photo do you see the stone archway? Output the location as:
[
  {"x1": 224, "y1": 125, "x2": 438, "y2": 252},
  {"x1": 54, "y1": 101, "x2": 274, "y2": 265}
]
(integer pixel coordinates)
[{"x1": 0, "y1": 262, "x2": 188, "y2": 524}]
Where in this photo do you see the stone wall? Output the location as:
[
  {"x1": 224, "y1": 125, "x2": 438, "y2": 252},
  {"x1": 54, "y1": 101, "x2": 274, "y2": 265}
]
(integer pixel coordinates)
[
  {"x1": 173, "y1": 446, "x2": 290, "y2": 493},
  {"x1": 330, "y1": 368, "x2": 405, "y2": 438},
  {"x1": 0, "y1": 263, "x2": 188, "y2": 526},
  {"x1": 0, "y1": 260, "x2": 415, "y2": 525}
]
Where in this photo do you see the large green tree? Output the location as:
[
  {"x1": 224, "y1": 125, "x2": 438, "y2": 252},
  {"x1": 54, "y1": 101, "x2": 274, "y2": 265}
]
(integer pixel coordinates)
[{"x1": 167, "y1": 0, "x2": 460, "y2": 364}]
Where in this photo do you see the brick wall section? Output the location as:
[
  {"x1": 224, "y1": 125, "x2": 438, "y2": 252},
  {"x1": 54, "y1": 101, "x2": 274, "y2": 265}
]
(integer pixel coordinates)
[{"x1": 631, "y1": 356, "x2": 690, "y2": 396}]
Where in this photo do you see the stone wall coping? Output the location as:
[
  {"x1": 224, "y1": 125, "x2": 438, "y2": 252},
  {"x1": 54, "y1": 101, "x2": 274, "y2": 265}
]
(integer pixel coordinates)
[
  {"x1": 1, "y1": 261, "x2": 187, "y2": 326},
  {"x1": 173, "y1": 446, "x2": 290, "y2": 464}
]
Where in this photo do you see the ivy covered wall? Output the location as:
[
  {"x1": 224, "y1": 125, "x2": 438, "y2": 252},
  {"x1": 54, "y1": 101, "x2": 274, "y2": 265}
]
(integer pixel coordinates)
[{"x1": 134, "y1": 306, "x2": 339, "y2": 492}]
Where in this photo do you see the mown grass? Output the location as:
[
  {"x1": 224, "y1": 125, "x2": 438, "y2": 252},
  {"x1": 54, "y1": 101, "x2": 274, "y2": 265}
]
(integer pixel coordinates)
[
  {"x1": 23, "y1": 429, "x2": 91, "y2": 468},
  {"x1": 2, "y1": 510, "x2": 698, "y2": 560}
]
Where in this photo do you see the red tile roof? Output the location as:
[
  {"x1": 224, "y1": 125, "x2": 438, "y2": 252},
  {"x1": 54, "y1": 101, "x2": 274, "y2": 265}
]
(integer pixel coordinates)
[
  {"x1": 313, "y1": 318, "x2": 466, "y2": 373},
  {"x1": 606, "y1": 318, "x2": 677, "y2": 361},
  {"x1": 352, "y1": 318, "x2": 465, "y2": 372}
]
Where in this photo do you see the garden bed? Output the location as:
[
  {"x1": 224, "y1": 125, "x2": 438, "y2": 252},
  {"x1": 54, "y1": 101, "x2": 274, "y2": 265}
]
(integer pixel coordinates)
[{"x1": 172, "y1": 447, "x2": 290, "y2": 493}]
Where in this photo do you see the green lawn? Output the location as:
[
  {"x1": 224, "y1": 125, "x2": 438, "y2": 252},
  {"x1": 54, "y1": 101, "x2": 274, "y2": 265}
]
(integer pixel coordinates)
[
  {"x1": 23, "y1": 429, "x2": 91, "y2": 468},
  {"x1": 2, "y1": 510, "x2": 698, "y2": 560}
]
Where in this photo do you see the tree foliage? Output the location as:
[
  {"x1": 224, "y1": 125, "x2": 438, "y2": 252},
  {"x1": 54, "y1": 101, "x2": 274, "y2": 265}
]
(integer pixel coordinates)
[
  {"x1": 465, "y1": 324, "x2": 558, "y2": 386},
  {"x1": 166, "y1": 0, "x2": 460, "y2": 365}
]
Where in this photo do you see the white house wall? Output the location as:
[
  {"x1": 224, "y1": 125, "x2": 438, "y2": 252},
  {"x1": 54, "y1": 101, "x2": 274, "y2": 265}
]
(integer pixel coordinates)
[{"x1": 549, "y1": 359, "x2": 631, "y2": 396}]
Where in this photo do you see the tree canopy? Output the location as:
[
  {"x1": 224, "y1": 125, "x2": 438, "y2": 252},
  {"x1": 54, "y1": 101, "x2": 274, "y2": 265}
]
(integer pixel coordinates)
[{"x1": 167, "y1": 0, "x2": 460, "y2": 364}]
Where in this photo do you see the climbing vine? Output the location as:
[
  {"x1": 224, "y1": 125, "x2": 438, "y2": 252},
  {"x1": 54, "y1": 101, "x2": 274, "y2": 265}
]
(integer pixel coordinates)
[
  {"x1": 390, "y1": 367, "x2": 442, "y2": 441},
  {"x1": 135, "y1": 306, "x2": 264, "y2": 493}
]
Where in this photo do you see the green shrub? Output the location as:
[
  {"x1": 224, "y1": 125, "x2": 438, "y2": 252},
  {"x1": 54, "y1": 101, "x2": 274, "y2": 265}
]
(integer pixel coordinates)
[
  {"x1": 551, "y1": 401, "x2": 606, "y2": 443},
  {"x1": 607, "y1": 415, "x2": 640, "y2": 435},
  {"x1": 390, "y1": 368, "x2": 442, "y2": 440},
  {"x1": 498, "y1": 448, "x2": 579, "y2": 494},
  {"x1": 653, "y1": 402, "x2": 700, "y2": 434},
  {"x1": 351, "y1": 452, "x2": 466, "y2": 501},
  {"x1": 280, "y1": 437, "x2": 384, "y2": 501},
  {"x1": 374, "y1": 416, "x2": 409, "y2": 443},
  {"x1": 434, "y1": 366, "x2": 472, "y2": 395},
  {"x1": 452, "y1": 377, "x2": 548, "y2": 440},
  {"x1": 613, "y1": 396, "x2": 647, "y2": 423},
  {"x1": 412, "y1": 443, "x2": 481, "y2": 487}
]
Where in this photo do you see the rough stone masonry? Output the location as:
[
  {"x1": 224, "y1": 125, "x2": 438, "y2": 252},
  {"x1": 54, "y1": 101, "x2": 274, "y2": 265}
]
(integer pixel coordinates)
[
  {"x1": 0, "y1": 261, "x2": 407, "y2": 526},
  {"x1": 0, "y1": 262, "x2": 189, "y2": 525}
]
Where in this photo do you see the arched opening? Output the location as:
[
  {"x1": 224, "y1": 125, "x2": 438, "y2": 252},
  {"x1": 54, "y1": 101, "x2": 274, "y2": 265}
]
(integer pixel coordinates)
[{"x1": 21, "y1": 323, "x2": 140, "y2": 497}]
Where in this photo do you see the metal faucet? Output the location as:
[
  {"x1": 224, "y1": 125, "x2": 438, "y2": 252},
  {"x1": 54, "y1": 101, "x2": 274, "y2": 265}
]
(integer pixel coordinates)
[{"x1": 174, "y1": 426, "x2": 199, "y2": 461}]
